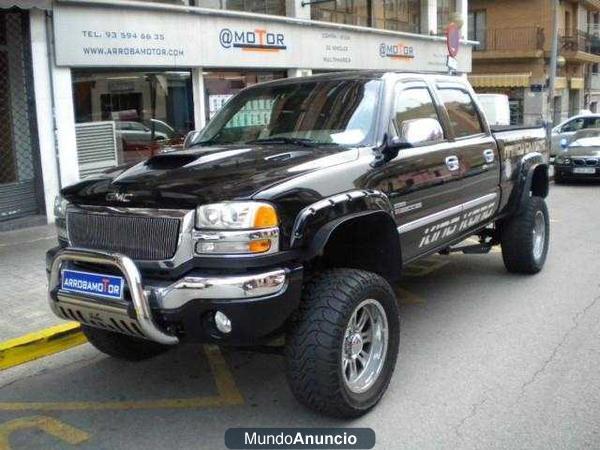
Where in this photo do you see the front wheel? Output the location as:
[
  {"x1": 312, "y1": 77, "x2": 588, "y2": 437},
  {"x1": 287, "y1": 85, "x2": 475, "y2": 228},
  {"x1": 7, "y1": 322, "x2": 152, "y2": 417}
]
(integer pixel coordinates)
[
  {"x1": 285, "y1": 269, "x2": 400, "y2": 418},
  {"x1": 500, "y1": 196, "x2": 549, "y2": 274}
]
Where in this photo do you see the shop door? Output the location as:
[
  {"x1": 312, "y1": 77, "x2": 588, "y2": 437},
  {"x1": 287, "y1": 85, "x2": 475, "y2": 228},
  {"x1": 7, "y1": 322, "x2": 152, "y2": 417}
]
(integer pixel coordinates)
[{"x1": 0, "y1": 11, "x2": 41, "y2": 223}]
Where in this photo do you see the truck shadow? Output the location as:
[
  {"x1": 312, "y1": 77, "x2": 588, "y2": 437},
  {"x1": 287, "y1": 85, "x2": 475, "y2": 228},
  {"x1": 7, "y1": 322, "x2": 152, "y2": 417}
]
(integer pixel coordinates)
[{"x1": 0, "y1": 250, "x2": 552, "y2": 434}]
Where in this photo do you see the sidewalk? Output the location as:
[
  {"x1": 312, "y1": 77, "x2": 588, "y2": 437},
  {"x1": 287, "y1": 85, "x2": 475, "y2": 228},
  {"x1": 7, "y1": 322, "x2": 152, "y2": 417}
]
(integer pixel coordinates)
[{"x1": 0, "y1": 224, "x2": 62, "y2": 341}]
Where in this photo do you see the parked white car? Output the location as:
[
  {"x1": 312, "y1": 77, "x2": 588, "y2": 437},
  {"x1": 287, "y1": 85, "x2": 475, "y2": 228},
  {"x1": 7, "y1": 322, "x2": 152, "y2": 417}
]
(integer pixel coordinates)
[{"x1": 551, "y1": 114, "x2": 600, "y2": 156}]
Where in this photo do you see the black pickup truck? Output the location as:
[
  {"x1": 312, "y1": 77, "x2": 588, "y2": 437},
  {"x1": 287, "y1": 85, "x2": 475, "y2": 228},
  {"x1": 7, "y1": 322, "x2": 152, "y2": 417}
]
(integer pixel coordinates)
[{"x1": 48, "y1": 71, "x2": 549, "y2": 418}]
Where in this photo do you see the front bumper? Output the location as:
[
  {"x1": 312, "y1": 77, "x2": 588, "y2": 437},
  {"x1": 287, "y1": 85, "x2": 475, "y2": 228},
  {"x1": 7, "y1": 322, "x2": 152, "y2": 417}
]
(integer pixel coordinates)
[
  {"x1": 47, "y1": 247, "x2": 302, "y2": 345},
  {"x1": 554, "y1": 165, "x2": 600, "y2": 179}
]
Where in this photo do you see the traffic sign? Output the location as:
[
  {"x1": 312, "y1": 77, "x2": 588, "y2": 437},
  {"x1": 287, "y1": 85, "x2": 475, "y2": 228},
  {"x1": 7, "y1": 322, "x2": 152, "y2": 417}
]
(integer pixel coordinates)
[{"x1": 446, "y1": 22, "x2": 460, "y2": 58}]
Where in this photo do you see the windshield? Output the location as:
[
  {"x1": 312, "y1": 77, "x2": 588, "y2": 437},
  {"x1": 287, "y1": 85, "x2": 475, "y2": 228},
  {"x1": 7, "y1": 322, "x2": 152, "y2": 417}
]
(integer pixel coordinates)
[
  {"x1": 191, "y1": 79, "x2": 382, "y2": 147},
  {"x1": 569, "y1": 136, "x2": 600, "y2": 147}
]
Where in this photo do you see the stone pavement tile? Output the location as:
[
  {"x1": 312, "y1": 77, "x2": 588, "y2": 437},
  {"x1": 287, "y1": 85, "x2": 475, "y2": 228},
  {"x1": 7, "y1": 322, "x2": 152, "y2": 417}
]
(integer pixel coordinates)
[{"x1": 0, "y1": 225, "x2": 63, "y2": 341}]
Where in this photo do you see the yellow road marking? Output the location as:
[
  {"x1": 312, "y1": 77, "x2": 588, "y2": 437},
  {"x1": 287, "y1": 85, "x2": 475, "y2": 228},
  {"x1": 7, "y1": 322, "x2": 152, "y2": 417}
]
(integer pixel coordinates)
[
  {"x1": 0, "y1": 323, "x2": 86, "y2": 371},
  {"x1": 0, "y1": 345, "x2": 243, "y2": 411},
  {"x1": 0, "y1": 416, "x2": 89, "y2": 450}
]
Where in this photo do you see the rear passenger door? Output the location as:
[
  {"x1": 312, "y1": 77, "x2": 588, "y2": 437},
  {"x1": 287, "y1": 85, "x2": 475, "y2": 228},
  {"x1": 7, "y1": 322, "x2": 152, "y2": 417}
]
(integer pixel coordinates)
[{"x1": 435, "y1": 83, "x2": 500, "y2": 223}]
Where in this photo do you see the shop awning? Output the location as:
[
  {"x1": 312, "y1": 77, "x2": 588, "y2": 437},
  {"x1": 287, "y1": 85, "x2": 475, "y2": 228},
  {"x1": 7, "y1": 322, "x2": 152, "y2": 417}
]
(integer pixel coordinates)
[
  {"x1": 1, "y1": 1, "x2": 52, "y2": 10},
  {"x1": 570, "y1": 78, "x2": 585, "y2": 90},
  {"x1": 555, "y1": 77, "x2": 567, "y2": 90},
  {"x1": 468, "y1": 73, "x2": 532, "y2": 88}
]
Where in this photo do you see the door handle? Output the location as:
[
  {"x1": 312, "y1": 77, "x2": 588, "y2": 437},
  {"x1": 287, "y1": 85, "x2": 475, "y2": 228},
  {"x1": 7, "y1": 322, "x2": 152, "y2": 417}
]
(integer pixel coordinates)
[
  {"x1": 445, "y1": 155, "x2": 460, "y2": 171},
  {"x1": 483, "y1": 149, "x2": 495, "y2": 163}
]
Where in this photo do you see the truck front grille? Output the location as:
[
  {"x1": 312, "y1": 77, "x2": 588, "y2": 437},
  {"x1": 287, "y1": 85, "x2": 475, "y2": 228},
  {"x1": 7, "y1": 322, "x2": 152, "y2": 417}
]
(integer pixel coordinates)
[{"x1": 67, "y1": 211, "x2": 181, "y2": 260}]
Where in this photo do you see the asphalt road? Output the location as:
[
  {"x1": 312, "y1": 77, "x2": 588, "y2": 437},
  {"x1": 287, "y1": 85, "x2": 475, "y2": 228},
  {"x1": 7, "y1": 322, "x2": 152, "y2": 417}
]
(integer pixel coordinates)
[{"x1": 1, "y1": 182, "x2": 599, "y2": 450}]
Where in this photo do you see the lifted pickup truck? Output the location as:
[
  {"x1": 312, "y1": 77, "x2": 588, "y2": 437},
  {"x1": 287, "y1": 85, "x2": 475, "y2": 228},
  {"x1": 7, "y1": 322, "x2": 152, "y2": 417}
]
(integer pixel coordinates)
[{"x1": 48, "y1": 71, "x2": 549, "y2": 418}]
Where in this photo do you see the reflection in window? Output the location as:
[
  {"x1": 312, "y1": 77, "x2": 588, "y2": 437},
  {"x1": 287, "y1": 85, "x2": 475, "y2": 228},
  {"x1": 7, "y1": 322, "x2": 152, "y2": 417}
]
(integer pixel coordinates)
[
  {"x1": 224, "y1": 0, "x2": 285, "y2": 15},
  {"x1": 438, "y1": 88, "x2": 484, "y2": 137},
  {"x1": 203, "y1": 71, "x2": 287, "y2": 121},
  {"x1": 194, "y1": 79, "x2": 382, "y2": 146},
  {"x1": 72, "y1": 70, "x2": 194, "y2": 173},
  {"x1": 373, "y1": 0, "x2": 421, "y2": 33},
  {"x1": 312, "y1": 0, "x2": 371, "y2": 27},
  {"x1": 312, "y1": 0, "x2": 420, "y2": 33},
  {"x1": 394, "y1": 87, "x2": 440, "y2": 129}
]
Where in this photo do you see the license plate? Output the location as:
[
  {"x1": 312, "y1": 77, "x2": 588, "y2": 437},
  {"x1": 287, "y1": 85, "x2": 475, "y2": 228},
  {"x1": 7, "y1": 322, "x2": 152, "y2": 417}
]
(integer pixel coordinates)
[
  {"x1": 573, "y1": 167, "x2": 596, "y2": 174},
  {"x1": 61, "y1": 269, "x2": 124, "y2": 300}
]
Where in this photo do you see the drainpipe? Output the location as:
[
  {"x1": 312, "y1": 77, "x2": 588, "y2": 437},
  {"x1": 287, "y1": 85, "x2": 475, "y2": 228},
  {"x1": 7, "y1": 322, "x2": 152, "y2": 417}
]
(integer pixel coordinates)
[{"x1": 45, "y1": 10, "x2": 62, "y2": 190}]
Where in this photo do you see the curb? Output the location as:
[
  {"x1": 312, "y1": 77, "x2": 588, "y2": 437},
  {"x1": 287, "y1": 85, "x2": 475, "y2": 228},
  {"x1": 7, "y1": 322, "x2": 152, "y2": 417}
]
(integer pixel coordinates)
[{"x1": 0, "y1": 323, "x2": 86, "y2": 371}]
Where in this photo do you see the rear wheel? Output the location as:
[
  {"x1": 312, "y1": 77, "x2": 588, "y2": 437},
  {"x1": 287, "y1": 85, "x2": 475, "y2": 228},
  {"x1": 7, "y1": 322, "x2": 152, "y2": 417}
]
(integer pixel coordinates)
[
  {"x1": 285, "y1": 269, "x2": 400, "y2": 418},
  {"x1": 82, "y1": 325, "x2": 171, "y2": 361},
  {"x1": 500, "y1": 196, "x2": 549, "y2": 274}
]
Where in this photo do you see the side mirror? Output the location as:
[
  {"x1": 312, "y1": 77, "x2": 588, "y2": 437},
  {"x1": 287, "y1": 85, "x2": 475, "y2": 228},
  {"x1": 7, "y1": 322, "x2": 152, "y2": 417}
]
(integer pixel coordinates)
[{"x1": 393, "y1": 118, "x2": 444, "y2": 148}]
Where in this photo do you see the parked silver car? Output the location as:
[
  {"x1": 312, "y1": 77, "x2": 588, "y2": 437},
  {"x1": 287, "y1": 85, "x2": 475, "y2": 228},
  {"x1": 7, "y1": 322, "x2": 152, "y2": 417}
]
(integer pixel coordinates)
[{"x1": 551, "y1": 114, "x2": 600, "y2": 156}]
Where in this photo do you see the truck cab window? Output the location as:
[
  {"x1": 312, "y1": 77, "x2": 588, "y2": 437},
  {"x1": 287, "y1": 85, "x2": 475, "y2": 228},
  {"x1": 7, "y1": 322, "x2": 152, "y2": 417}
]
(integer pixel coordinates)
[
  {"x1": 438, "y1": 88, "x2": 484, "y2": 138},
  {"x1": 392, "y1": 87, "x2": 443, "y2": 142}
]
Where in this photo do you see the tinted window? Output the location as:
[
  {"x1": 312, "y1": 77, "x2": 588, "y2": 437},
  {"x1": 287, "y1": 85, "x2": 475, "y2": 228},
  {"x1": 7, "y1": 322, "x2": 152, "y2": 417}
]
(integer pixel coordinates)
[
  {"x1": 438, "y1": 88, "x2": 484, "y2": 137},
  {"x1": 194, "y1": 79, "x2": 382, "y2": 147},
  {"x1": 562, "y1": 118, "x2": 584, "y2": 132},
  {"x1": 394, "y1": 87, "x2": 441, "y2": 132},
  {"x1": 583, "y1": 117, "x2": 600, "y2": 129}
]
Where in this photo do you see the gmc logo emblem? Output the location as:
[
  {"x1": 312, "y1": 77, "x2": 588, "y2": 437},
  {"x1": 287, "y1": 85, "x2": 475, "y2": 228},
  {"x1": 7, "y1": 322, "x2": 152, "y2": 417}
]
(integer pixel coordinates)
[{"x1": 106, "y1": 192, "x2": 134, "y2": 202}]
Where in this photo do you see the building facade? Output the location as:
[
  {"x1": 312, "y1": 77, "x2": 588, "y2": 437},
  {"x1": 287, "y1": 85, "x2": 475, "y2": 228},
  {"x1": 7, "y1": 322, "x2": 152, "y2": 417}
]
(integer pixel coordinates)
[
  {"x1": 0, "y1": 0, "x2": 473, "y2": 229},
  {"x1": 468, "y1": 0, "x2": 600, "y2": 126}
]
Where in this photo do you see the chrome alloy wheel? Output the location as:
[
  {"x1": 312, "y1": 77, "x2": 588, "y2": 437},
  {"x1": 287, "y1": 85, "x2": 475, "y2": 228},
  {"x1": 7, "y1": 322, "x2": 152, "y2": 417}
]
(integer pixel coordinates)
[
  {"x1": 532, "y1": 210, "x2": 546, "y2": 261},
  {"x1": 341, "y1": 299, "x2": 389, "y2": 394}
]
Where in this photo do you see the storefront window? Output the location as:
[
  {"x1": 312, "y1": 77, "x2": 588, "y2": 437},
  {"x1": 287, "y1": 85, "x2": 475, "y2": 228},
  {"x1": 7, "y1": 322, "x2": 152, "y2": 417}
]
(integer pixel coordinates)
[
  {"x1": 223, "y1": 0, "x2": 286, "y2": 15},
  {"x1": 312, "y1": 0, "x2": 420, "y2": 33},
  {"x1": 203, "y1": 71, "x2": 287, "y2": 121},
  {"x1": 312, "y1": 0, "x2": 371, "y2": 27},
  {"x1": 437, "y1": 0, "x2": 454, "y2": 35},
  {"x1": 72, "y1": 70, "x2": 194, "y2": 172},
  {"x1": 372, "y1": 0, "x2": 420, "y2": 33}
]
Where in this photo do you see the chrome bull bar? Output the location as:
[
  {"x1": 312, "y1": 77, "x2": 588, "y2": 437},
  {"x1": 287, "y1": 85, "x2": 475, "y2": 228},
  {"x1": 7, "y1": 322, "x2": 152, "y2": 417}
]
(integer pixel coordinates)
[{"x1": 48, "y1": 248, "x2": 179, "y2": 345}]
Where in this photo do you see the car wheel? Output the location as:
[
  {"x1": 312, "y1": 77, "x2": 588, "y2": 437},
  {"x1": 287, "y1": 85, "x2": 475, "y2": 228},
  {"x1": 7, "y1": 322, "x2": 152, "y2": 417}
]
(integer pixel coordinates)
[
  {"x1": 500, "y1": 196, "x2": 550, "y2": 274},
  {"x1": 82, "y1": 325, "x2": 171, "y2": 361},
  {"x1": 285, "y1": 268, "x2": 400, "y2": 418}
]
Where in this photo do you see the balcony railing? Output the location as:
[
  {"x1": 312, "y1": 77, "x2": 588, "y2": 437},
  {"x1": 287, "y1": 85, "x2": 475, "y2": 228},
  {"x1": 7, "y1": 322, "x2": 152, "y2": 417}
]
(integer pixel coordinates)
[
  {"x1": 560, "y1": 29, "x2": 600, "y2": 55},
  {"x1": 474, "y1": 27, "x2": 545, "y2": 52}
]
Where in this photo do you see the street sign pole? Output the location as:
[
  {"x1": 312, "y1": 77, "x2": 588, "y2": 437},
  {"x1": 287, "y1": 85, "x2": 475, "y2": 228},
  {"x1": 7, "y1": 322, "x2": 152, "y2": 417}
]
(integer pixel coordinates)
[{"x1": 547, "y1": 0, "x2": 559, "y2": 148}]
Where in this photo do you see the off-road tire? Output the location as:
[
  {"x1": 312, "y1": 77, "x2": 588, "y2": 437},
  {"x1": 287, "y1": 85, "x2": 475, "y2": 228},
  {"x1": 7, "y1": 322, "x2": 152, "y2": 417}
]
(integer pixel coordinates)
[
  {"x1": 285, "y1": 268, "x2": 400, "y2": 418},
  {"x1": 500, "y1": 195, "x2": 549, "y2": 274},
  {"x1": 82, "y1": 325, "x2": 170, "y2": 361}
]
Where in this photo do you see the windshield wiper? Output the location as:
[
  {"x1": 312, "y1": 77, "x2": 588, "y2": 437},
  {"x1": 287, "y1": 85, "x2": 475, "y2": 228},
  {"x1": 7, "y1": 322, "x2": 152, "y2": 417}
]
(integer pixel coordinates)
[{"x1": 246, "y1": 137, "x2": 322, "y2": 147}]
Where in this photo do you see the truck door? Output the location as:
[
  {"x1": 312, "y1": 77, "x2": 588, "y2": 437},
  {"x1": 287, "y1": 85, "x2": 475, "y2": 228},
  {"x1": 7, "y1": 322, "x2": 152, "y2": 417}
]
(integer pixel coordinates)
[
  {"x1": 364, "y1": 81, "x2": 465, "y2": 262},
  {"x1": 434, "y1": 83, "x2": 500, "y2": 228}
]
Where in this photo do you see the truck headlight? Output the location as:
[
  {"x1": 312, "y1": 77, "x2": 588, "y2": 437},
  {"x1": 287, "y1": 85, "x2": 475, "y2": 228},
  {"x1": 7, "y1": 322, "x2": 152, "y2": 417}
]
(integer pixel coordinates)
[
  {"x1": 196, "y1": 202, "x2": 278, "y2": 230},
  {"x1": 54, "y1": 194, "x2": 69, "y2": 241},
  {"x1": 194, "y1": 202, "x2": 279, "y2": 255}
]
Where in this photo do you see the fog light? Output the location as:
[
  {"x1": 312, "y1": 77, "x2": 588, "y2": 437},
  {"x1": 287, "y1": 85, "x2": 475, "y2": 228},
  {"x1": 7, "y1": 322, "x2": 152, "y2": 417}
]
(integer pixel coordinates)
[{"x1": 214, "y1": 311, "x2": 232, "y2": 334}]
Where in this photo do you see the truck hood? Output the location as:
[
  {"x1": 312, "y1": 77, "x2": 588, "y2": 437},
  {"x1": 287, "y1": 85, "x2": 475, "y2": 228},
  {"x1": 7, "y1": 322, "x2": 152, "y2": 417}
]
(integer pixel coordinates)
[{"x1": 62, "y1": 144, "x2": 359, "y2": 209}]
